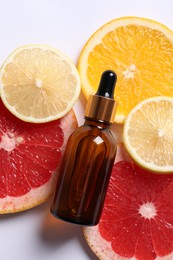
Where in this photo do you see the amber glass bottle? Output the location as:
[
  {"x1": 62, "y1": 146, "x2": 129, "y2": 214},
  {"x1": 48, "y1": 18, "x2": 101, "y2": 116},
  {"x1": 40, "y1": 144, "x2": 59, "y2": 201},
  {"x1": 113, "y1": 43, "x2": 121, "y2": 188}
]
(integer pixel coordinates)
[{"x1": 51, "y1": 70, "x2": 118, "y2": 226}]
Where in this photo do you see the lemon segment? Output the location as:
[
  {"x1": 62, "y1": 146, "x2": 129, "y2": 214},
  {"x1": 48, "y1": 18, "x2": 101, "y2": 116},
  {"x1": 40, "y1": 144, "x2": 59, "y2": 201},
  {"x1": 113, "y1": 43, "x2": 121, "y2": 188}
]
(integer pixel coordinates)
[
  {"x1": 123, "y1": 96, "x2": 173, "y2": 173},
  {"x1": 0, "y1": 45, "x2": 81, "y2": 123}
]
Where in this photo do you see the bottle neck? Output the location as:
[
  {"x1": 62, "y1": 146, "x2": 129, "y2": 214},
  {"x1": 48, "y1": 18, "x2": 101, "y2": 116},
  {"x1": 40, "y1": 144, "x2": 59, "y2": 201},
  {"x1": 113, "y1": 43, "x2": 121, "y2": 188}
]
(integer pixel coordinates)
[
  {"x1": 84, "y1": 116, "x2": 111, "y2": 129},
  {"x1": 84, "y1": 95, "x2": 117, "y2": 124}
]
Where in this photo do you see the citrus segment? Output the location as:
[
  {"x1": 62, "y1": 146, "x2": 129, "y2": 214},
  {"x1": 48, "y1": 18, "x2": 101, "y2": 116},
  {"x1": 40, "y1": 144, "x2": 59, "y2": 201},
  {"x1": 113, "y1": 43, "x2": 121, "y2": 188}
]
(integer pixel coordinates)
[
  {"x1": 78, "y1": 17, "x2": 173, "y2": 123},
  {"x1": 84, "y1": 144, "x2": 173, "y2": 260},
  {"x1": 123, "y1": 96, "x2": 173, "y2": 173},
  {"x1": 0, "y1": 100, "x2": 78, "y2": 213},
  {"x1": 0, "y1": 45, "x2": 80, "y2": 123}
]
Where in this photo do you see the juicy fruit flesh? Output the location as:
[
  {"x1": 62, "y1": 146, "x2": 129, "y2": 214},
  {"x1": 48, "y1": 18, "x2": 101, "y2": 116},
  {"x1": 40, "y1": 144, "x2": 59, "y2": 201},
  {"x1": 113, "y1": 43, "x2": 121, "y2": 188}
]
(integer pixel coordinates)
[
  {"x1": 124, "y1": 97, "x2": 173, "y2": 172},
  {"x1": 0, "y1": 100, "x2": 63, "y2": 198},
  {"x1": 99, "y1": 161, "x2": 173, "y2": 259},
  {"x1": 1, "y1": 47, "x2": 79, "y2": 120},
  {"x1": 88, "y1": 25, "x2": 173, "y2": 105},
  {"x1": 127, "y1": 100, "x2": 173, "y2": 166},
  {"x1": 80, "y1": 20, "x2": 173, "y2": 122},
  {"x1": 83, "y1": 144, "x2": 173, "y2": 260}
]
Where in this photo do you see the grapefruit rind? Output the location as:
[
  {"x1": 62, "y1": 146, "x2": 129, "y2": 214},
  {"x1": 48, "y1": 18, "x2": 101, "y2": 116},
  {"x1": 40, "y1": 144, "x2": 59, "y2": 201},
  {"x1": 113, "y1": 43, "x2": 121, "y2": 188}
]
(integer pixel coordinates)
[
  {"x1": 0, "y1": 176, "x2": 55, "y2": 214},
  {"x1": 84, "y1": 226, "x2": 118, "y2": 260},
  {"x1": 0, "y1": 44, "x2": 81, "y2": 123},
  {"x1": 84, "y1": 225, "x2": 173, "y2": 260}
]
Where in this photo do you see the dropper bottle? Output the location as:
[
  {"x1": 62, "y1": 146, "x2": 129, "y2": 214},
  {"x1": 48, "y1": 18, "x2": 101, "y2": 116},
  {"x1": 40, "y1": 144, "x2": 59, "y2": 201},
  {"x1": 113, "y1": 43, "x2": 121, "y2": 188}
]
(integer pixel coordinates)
[{"x1": 51, "y1": 70, "x2": 118, "y2": 226}]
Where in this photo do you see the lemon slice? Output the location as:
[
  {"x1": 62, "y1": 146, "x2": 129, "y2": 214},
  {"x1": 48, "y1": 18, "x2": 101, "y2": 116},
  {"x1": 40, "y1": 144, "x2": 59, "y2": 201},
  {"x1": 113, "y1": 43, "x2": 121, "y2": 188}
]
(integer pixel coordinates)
[
  {"x1": 123, "y1": 96, "x2": 173, "y2": 173},
  {"x1": 0, "y1": 45, "x2": 81, "y2": 123},
  {"x1": 78, "y1": 17, "x2": 173, "y2": 123}
]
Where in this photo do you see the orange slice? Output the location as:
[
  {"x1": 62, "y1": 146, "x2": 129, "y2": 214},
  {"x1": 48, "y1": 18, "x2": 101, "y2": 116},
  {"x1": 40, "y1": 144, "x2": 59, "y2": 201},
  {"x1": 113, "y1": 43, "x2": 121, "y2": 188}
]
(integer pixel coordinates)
[
  {"x1": 78, "y1": 17, "x2": 173, "y2": 123},
  {"x1": 0, "y1": 45, "x2": 81, "y2": 123},
  {"x1": 123, "y1": 96, "x2": 173, "y2": 173}
]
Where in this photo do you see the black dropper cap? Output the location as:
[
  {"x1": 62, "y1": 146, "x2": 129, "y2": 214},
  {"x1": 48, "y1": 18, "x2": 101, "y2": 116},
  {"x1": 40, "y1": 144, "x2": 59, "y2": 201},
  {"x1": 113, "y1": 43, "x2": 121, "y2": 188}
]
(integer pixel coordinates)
[
  {"x1": 95, "y1": 70, "x2": 117, "y2": 99},
  {"x1": 85, "y1": 70, "x2": 118, "y2": 123}
]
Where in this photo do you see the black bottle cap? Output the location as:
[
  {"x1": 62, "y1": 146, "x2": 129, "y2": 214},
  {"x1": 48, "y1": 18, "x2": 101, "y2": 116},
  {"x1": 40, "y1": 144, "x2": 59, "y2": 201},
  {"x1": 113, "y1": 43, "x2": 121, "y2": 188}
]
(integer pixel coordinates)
[
  {"x1": 95, "y1": 70, "x2": 117, "y2": 99},
  {"x1": 85, "y1": 70, "x2": 118, "y2": 123}
]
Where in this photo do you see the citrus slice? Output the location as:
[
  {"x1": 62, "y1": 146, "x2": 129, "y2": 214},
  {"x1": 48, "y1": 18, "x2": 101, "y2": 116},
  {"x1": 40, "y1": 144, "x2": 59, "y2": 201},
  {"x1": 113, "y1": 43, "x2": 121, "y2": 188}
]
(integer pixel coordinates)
[
  {"x1": 123, "y1": 96, "x2": 173, "y2": 173},
  {"x1": 0, "y1": 100, "x2": 77, "y2": 213},
  {"x1": 84, "y1": 144, "x2": 173, "y2": 260},
  {"x1": 0, "y1": 44, "x2": 80, "y2": 123},
  {"x1": 78, "y1": 16, "x2": 173, "y2": 123}
]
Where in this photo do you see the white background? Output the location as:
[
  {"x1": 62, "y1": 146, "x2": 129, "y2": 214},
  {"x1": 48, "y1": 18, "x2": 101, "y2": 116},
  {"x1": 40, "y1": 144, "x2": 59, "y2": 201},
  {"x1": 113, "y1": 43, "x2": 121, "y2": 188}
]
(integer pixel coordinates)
[{"x1": 0, "y1": 0, "x2": 173, "y2": 259}]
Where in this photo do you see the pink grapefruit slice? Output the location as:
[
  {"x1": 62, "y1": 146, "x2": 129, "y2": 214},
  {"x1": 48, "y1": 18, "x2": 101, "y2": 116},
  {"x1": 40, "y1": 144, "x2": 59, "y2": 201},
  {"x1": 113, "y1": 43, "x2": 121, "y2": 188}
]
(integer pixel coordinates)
[
  {"x1": 0, "y1": 100, "x2": 77, "y2": 213},
  {"x1": 84, "y1": 144, "x2": 173, "y2": 260}
]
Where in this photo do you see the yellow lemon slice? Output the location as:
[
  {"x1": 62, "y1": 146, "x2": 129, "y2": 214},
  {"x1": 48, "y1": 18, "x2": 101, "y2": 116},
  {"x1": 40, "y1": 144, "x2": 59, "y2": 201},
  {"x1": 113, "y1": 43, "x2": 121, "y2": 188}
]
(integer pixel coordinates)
[
  {"x1": 78, "y1": 17, "x2": 173, "y2": 123},
  {"x1": 123, "y1": 96, "x2": 173, "y2": 173},
  {"x1": 0, "y1": 45, "x2": 81, "y2": 123}
]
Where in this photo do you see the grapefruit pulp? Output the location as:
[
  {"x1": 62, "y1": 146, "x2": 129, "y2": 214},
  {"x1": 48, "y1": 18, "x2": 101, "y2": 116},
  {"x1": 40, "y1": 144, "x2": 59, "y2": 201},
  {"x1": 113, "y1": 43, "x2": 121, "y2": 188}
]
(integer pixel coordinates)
[
  {"x1": 0, "y1": 100, "x2": 77, "y2": 213},
  {"x1": 84, "y1": 145, "x2": 173, "y2": 260}
]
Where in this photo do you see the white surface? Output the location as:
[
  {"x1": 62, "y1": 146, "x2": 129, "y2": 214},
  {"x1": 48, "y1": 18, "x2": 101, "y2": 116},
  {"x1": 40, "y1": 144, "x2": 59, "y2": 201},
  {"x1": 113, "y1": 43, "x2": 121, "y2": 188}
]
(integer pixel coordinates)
[{"x1": 0, "y1": 0, "x2": 173, "y2": 259}]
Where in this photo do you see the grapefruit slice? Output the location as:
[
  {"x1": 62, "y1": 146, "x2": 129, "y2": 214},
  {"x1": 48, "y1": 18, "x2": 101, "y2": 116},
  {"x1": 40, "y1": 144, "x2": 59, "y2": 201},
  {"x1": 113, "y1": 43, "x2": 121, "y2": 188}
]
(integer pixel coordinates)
[
  {"x1": 0, "y1": 100, "x2": 77, "y2": 213},
  {"x1": 84, "y1": 144, "x2": 173, "y2": 260}
]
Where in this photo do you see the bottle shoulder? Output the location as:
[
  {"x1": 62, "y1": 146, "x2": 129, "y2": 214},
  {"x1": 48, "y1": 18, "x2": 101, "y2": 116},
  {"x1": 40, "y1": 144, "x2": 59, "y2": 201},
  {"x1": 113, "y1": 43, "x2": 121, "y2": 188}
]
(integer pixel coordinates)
[{"x1": 69, "y1": 124, "x2": 117, "y2": 149}]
